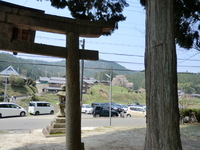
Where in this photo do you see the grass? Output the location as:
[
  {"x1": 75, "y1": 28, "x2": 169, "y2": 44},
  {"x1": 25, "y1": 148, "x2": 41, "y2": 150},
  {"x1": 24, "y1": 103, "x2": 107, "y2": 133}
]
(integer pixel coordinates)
[
  {"x1": 180, "y1": 124, "x2": 200, "y2": 138},
  {"x1": 1, "y1": 83, "x2": 200, "y2": 110},
  {"x1": 0, "y1": 131, "x2": 8, "y2": 134},
  {"x1": 0, "y1": 84, "x2": 28, "y2": 97},
  {"x1": 82, "y1": 84, "x2": 146, "y2": 105}
]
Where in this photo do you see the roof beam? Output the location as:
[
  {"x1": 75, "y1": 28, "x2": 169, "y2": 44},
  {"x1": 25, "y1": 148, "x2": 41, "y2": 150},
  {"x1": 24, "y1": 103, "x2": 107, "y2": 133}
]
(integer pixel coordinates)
[{"x1": 0, "y1": 38, "x2": 98, "y2": 60}]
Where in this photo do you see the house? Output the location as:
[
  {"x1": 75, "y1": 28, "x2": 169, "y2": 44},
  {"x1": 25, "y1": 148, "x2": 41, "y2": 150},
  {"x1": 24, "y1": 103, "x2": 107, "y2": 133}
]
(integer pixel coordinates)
[
  {"x1": 38, "y1": 77, "x2": 50, "y2": 83},
  {"x1": 39, "y1": 76, "x2": 98, "y2": 94},
  {"x1": 0, "y1": 66, "x2": 19, "y2": 76}
]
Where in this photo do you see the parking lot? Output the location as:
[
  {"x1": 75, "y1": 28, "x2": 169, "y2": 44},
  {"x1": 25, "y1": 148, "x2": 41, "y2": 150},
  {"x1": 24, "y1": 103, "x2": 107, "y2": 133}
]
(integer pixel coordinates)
[{"x1": 0, "y1": 113, "x2": 146, "y2": 133}]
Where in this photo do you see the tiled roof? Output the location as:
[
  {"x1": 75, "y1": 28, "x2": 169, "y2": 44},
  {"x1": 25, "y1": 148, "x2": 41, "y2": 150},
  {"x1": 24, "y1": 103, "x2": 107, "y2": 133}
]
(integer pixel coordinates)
[{"x1": 0, "y1": 66, "x2": 19, "y2": 76}]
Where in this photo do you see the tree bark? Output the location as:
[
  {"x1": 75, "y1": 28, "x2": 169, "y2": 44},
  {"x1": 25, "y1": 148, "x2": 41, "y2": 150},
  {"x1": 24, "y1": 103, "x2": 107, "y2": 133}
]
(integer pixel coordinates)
[{"x1": 144, "y1": 0, "x2": 182, "y2": 149}]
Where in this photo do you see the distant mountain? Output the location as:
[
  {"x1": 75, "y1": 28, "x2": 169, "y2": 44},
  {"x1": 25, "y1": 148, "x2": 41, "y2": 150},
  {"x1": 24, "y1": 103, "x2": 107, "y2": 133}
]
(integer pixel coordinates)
[{"x1": 0, "y1": 53, "x2": 137, "y2": 79}]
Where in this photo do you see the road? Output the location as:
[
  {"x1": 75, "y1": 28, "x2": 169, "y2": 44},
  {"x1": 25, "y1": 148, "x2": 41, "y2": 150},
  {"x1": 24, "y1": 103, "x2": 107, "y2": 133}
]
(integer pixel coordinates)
[{"x1": 0, "y1": 114, "x2": 146, "y2": 133}]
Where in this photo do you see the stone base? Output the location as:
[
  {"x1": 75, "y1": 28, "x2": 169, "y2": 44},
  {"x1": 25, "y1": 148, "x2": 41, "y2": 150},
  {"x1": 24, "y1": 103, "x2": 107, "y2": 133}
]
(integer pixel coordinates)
[
  {"x1": 42, "y1": 117, "x2": 85, "y2": 149},
  {"x1": 42, "y1": 117, "x2": 66, "y2": 137}
]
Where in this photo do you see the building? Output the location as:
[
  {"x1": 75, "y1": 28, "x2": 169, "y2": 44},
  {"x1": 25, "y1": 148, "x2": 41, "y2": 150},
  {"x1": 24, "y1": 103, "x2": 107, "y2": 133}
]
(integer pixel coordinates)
[
  {"x1": 0, "y1": 66, "x2": 19, "y2": 76},
  {"x1": 38, "y1": 76, "x2": 99, "y2": 94}
]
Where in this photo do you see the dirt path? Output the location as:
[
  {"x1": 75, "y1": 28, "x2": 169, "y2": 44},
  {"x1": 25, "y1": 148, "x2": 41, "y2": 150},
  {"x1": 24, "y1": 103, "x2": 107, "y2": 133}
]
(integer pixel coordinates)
[{"x1": 0, "y1": 125, "x2": 200, "y2": 150}]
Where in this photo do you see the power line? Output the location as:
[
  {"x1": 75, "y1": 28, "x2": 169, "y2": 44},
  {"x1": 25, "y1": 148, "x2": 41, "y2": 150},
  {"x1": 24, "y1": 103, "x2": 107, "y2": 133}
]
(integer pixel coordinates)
[
  {"x1": 0, "y1": 60, "x2": 141, "y2": 72},
  {"x1": 36, "y1": 36, "x2": 144, "y2": 47},
  {"x1": 1, "y1": 59, "x2": 200, "y2": 70},
  {"x1": 4, "y1": 49, "x2": 200, "y2": 63},
  {"x1": 23, "y1": 0, "x2": 28, "y2": 5},
  {"x1": 99, "y1": 52, "x2": 144, "y2": 57}
]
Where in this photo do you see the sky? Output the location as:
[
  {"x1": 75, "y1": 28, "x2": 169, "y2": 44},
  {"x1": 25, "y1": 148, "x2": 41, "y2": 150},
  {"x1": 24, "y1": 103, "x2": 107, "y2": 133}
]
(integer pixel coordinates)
[{"x1": 0, "y1": 0, "x2": 200, "y2": 73}]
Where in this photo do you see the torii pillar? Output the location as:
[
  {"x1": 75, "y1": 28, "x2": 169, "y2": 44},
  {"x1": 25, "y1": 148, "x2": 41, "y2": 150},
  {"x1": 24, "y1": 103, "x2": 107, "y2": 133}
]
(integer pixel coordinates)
[
  {"x1": 66, "y1": 32, "x2": 81, "y2": 149},
  {"x1": 0, "y1": 1, "x2": 115, "y2": 150}
]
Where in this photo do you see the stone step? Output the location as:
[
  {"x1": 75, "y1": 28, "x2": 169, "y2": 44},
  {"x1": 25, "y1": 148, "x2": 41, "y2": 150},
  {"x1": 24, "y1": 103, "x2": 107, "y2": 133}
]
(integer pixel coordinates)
[
  {"x1": 51, "y1": 122, "x2": 65, "y2": 128},
  {"x1": 54, "y1": 117, "x2": 66, "y2": 123}
]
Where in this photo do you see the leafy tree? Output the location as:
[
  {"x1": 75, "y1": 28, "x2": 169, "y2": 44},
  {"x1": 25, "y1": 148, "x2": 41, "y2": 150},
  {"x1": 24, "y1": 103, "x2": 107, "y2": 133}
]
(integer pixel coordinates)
[
  {"x1": 139, "y1": 0, "x2": 199, "y2": 149},
  {"x1": 14, "y1": 77, "x2": 25, "y2": 87},
  {"x1": 38, "y1": 0, "x2": 199, "y2": 149},
  {"x1": 178, "y1": 82, "x2": 196, "y2": 94},
  {"x1": 9, "y1": 74, "x2": 24, "y2": 86},
  {"x1": 25, "y1": 77, "x2": 34, "y2": 86},
  {"x1": 140, "y1": 0, "x2": 200, "y2": 50},
  {"x1": 44, "y1": 0, "x2": 129, "y2": 34},
  {"x1": 174, "y1": 0, "x2": 200, "y2": 50},
  {"x1": 126, "y1": 72, "x2": 145, "y2": 90},
  {"x1": 112, "y1": 75, "x2": 133, "y2": 89},
  {"x1": 0, "y1": 77, "x2": 4, "y2": 85},
  {"x1": 8, "y1": 74, "x2": 16, "y2": 85}
]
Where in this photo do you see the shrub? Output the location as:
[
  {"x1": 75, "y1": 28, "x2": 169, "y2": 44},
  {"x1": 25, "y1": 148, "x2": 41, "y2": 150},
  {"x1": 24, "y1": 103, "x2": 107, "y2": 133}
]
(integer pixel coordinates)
[
  {"x1": 183, "y1": 108, "x2": 200, "y2": 122},
  {"x1": 0, "y1": 96, "x2": 4, "y2": 102}
]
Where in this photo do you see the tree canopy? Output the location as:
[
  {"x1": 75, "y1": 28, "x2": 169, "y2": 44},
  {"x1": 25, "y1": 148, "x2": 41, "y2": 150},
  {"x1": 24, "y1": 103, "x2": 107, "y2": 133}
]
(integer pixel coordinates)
[
  {"x1": 40, "y1": 0, "x2": 129, "y2": 35},
  {"x1": 41, "y1": 0, "x2": 200, "y2": 49},
  {"x1": 140, "y1": 0, "x2": 200, "y2": 50}
]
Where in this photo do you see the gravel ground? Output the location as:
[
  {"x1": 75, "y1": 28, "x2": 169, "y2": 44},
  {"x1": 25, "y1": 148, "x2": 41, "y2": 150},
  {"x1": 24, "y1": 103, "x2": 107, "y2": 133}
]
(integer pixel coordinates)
[{"x1": 0, "y1": 125, "x2": 200, "y2": 150}]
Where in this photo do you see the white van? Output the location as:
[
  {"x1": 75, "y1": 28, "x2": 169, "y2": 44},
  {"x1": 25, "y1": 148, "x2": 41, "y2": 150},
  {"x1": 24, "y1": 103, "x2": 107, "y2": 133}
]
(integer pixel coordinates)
[
  {"x1": 0, "y1": 102, "x2": 27, "y2": 117},
  {"x1": 28, "y1": 101, "x2": 54, "y2": 115}
]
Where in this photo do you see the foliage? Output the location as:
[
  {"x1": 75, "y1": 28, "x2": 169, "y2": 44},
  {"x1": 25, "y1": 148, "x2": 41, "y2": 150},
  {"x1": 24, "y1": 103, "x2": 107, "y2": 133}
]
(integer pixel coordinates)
[
  {"x1": 140, "y1": 0, "x2": 200, "y2": 50},
  {"x1": 9, "y1": 75, "x2": 24, "y2": 87},
  {"x1": 0, "y1": 96, "x2": 4, "y2": 102},
  {"x1": 25, "y1": 77, "x2": 34, "y2": 86},
  {"x1": 182, "y1": 108, "x2": 200, "y2": 122},
  {"x1": 14, "y1": 77, "x2": 24, "y2": 87},
  {"x1": 126, "y1": 72, "x2": 145, "y2": 90},
  {"x1": 94, "y1": 70, "x2": 117, "y2": 81},
  {"x1": 126, "y1": 72, "x2": 200, "y2": 93},
  {"x1": 178, "y1": 82, "x2": 196, "y2": 94},
  {"x1": 112, "y1": 75, "x2": 133, "y2": 89},
  {"x1": 29, "y1": 85, "x2": 38, "y2": 93},
  {"x1": 45, "y1": 0, "x2": 129, "y2": 35},
  {"x1": 31, "y1": 95, "x2": 48, "y2": 101},
  {"x1": 24, "y1": 85, "x2": 35, "y2": 95},
  {"x1": 175, "y1": 0, "x2": 200, "y2": 50},
  {"x1": 0, "y1": 77, "x2": 4, "y2": 85},
  {"x1": 178, "y1": 73, "x2": 200, "y2": 93}
]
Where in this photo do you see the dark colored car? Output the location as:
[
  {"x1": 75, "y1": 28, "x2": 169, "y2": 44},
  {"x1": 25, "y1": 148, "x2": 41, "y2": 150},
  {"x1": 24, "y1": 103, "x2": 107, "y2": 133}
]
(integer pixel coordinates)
[
  {"x1": 91, "y1": 103, "x2": 105, "y2": 108},
  {"x1": 92, "y1": 106, "x2": 119, "y2": 117},
  {"x1": 102, "y1": 102, "x2": 124, "y2": 113}
]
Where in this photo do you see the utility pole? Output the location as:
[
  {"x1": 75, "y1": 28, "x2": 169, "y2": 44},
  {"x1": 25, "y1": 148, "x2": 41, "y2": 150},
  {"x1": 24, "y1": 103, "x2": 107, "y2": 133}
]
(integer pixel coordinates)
[
  {"x1": 4, "y1": 72, "x2": 8, "y2": 102},
  {"x1": 105, "y1": 67, "x2": 113, "y2": 126},
  {"x1": 80, "y1": 39, "x2": 85, "y2": 103}
]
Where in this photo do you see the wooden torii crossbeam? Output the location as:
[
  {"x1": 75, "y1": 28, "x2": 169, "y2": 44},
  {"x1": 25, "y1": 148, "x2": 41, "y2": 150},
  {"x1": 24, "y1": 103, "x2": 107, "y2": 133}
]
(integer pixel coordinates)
[{"x1": 0, "y1": 1, "x2": 115, "y2": 150}]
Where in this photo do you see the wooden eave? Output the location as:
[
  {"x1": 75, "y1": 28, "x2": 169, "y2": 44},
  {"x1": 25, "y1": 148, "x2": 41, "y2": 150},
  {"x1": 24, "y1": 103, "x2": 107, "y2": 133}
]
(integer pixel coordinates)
[{"x1": 0, "y1": 1, "x2": 115, "y2": 37}]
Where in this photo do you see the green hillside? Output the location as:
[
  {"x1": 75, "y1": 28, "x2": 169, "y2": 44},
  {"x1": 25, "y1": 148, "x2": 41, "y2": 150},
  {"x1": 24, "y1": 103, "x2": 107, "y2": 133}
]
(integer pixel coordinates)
[
  {"x1": 82, "y1": 84, "x2": 146, "y2": 105},
  {"x1": 0, "y1": 53, "x2": 136, "y2": 79},
  {"x1": 126, "y1": 72, "x2": 200, "y2": 94}
]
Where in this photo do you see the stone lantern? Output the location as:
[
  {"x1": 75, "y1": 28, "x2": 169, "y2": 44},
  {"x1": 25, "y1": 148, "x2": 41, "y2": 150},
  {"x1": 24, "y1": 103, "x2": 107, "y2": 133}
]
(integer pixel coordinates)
[{"x1": 56, "y1": 85, "x2": 66, "y2": 117}]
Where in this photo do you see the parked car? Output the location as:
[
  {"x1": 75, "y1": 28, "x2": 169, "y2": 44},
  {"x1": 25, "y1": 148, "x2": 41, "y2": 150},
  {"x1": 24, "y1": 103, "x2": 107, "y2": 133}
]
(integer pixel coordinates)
[
  {"x1": 117, "y1": 104, "x2": 128, "y2": 113},
  {"x1": 102, "y1": 102, "x2": 124, "y2": 113},
  {"x1": 126, "y1": 106, "x2": 146, "y2": 118},
  {"x1": 91, "y1": 102, "x2": 104, "y2": 108},
  {"x1": 128, "y1": 103, "x2": 146, "y2": 108},
  {"x1": 0, "y1": 102, "x2": 27, "y2": 117},
  {"x1": 92, "y1": 106, "x2": 119, "y2": 117},
  {"x1": 28, "y1": 101, "x2": 54, "y2": 115},
  {"x1": 81, "y1": 104, "x2": 93, "y2": 114}
]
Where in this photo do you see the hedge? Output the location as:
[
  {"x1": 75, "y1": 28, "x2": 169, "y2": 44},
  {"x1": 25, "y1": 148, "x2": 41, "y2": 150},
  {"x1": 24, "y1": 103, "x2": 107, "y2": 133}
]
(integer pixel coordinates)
[{"x1": 182, "y1": 108, "x2": 200, "y2": 122}]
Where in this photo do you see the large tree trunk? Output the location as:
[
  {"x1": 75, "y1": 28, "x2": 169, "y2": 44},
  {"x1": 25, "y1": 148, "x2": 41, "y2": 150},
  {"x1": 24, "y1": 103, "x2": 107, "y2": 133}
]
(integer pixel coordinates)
[{"x1": 144, "y1": 0, "x2": 182, "y2": 149}]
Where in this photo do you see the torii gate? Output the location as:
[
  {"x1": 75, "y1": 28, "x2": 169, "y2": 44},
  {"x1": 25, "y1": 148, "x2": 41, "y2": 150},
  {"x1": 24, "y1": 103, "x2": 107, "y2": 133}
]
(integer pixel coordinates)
[{"x1": 0, "y1": 1, "x2": 115, "y2": 150}]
